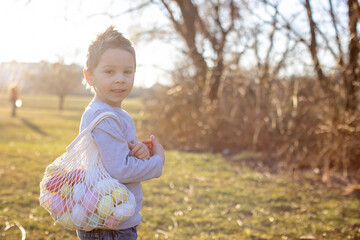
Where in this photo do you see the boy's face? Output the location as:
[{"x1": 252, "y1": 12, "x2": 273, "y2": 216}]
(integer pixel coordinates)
[{"x1": 85, "y1": 48, "x2": 135, "y2": 108}]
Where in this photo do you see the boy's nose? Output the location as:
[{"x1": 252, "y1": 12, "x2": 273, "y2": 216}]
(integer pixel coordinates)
[{"x1": 114, "y1": 74, "x2": 126, "y2": 83}]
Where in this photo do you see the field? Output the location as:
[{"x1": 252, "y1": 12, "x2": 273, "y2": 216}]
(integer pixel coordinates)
[{"x1": 0, "y1": 95, "x2": 359, "y2": 240}]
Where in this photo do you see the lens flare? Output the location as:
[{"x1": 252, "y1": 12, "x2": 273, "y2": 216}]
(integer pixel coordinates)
[{"x1": 15, "y1": 99, "x2": 22, "y2": 108}]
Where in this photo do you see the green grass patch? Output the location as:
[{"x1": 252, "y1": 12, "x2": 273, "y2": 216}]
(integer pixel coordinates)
[{"x1": 0, "y1": 94, "x2": 359, "y2": 240}]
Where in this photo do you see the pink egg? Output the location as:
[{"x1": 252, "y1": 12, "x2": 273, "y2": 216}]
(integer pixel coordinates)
[
  {"x1": 82, "y1": 190, "x2": 98, "y2": 213},
  {"x1": 66, "y1": 198, "x2": 76, "y2": 212},
  {"x1": 51, "y1": 194, "x2": 66, "y2": 216},
  {"x1": 104, "y1": 216, "x2": 120, "y2": 229}
]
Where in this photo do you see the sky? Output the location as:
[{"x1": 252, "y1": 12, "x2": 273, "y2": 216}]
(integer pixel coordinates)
[
  {"x1": 0, "y1": 0, "x2": 345, "y2": 88},
  {"x1": 0, "y1": 0, "x2": 175, "y2": 87}
]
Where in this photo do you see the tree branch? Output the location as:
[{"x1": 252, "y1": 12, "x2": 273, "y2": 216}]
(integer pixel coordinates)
[
  {"x1": 88, "y1": 1, "x2": 154, "y2": 19},
  {"x1": 304, "y1": 0, "x2": 327, "y2": 89},
  {"x1": 328, "y1": 0, "x2": 345, "y2": 66}
]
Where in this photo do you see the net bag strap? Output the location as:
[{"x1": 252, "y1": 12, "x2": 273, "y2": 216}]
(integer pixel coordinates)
[
  {"x1": 86, "y1": 112, "x2": 119, "y2": 132},
  {"x1": 67, "y1": 112, "x2": 119, "y2": 151}
]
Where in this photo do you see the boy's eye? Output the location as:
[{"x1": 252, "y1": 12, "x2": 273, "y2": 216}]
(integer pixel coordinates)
[
  {"x1": 124, "y1": 70, "x2": 134, "y2": 75},
  {"x1": 104, "y1": 70, "x2": 114, "y2": 74}
]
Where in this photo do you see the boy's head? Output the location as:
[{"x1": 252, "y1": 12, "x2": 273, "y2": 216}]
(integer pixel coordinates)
[
  {"x1": 84, "y1": 25, "x2": 136, "y2": 76},
  {"x1": 83, "y1": 26, "x2": 136, "y2": 107}
]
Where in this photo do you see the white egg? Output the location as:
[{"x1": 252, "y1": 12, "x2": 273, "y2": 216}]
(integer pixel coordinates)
[
  {"x1": 71, "y1": 204, "x2": 87, "y2": 227},
  {"x1": 95, "y1": 178, "x2": 118, "y2": 196},
  {"x1": 85, "y1": 168, "x2": 100, "y2": 188},
  {"x1": 72, "y1": 183, "x2": 87, "y2": 203},
  {"x1": 113, "y1": 203, "x2": 135, "y2": 221}
]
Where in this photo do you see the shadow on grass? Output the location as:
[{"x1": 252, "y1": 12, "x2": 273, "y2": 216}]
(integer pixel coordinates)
[{"x1": 21, "y1": 118, "x2": 48, "y2": 136}]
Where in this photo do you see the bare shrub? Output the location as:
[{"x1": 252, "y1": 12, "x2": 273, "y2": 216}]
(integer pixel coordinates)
[
  {"x1": 267, "y1": 77, "x2": 360, "y2": 178},
  {"x1": 145, "y1": 73, "x2": 360, "y2": 179}
]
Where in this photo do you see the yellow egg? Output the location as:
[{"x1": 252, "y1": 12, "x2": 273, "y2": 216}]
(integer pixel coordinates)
[
  {"x1": 111, "y1": 187, "x2": 127, "y2": 204},
  {"x1": 39, "y1": 191, "x2": 55, "y2": 210},
  {"x1": 60, "y1": 182, "x2": 73, "y2": 199},
  {"x1": 45, "y1": 165, "x2": 57, "y2": 177},
  {"x1": 97, "y1": 195, "x2": 114, "y2": 219},
  {"x1": 46, "y1": 164, "x2": 66, "y2": 177},
  {"x1": 60, "y1": 212, "x2": 77, "y2": 230}
]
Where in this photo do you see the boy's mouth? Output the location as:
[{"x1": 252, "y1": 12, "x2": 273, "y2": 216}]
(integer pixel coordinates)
[{"x1": 111, "y1": 89, "x2": 126, "y2": 93}]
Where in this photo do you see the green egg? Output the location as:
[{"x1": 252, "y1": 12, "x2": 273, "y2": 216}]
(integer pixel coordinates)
[{"x1": 87, "y1": 213, "x2": 103, "y2": 228}]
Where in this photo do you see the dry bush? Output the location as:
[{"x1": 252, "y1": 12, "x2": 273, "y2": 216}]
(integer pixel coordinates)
[
  {"x1": 145, "y1": 71, "x2": 258, "y2": 152},
  {"x1": 145, "y1": 74, "x2": 360, "y2": 179},
  {"x1": 265, "y1": 77, "x2": 360, "y2": 178}
]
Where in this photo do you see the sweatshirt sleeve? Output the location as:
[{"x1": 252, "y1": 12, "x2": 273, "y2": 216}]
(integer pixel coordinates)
[{"x1": 91, "y1": 117, "x2": 163, "y2": 184}]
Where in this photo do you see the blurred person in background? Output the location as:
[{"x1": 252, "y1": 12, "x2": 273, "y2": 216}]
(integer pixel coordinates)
[{"x1": 9, "y1": 83, "x2": 18, "y2": 117}]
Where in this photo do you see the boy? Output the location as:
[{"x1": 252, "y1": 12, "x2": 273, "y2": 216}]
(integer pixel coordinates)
[{"x1": 78, "y1": 25, "x2": 165, "y2": 240}]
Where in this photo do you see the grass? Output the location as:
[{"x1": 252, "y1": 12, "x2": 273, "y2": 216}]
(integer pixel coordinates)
[{"x1": 0, "y1": 94, "x2": 359, "y2": 240}]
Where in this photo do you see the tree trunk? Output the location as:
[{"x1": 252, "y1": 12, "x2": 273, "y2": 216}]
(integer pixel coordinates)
[
  {"x1": 209, "y1": 51, "x2": 224, "y2": 101},
  {"x1": 59, "y1": 95, "x2": 64, "y2": 111},
  {"x1": 304, "y1": 0, "x2": 328, "y2": 92},
  {"x1": 346, "y1": 0, "x2": 359, "y2": 112},
  {"x1": 172, "y1": 0, "x2": 208, "y2": 87}
]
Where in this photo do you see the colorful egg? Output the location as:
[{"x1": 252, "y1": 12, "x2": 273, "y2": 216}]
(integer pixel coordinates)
[
  {"x1": 85, "y1": 168, "x2": 100, "y2": 188},
  {"x1": 71, "y1": 204, "x2": 87, "y2": 227},
  {"x1": 45, "y1": 164, "x2": 58, "y2": 177},
  {"x1": 87, "y1": 213, "x2": 103, "y2": 228},
  {"x1": 66, "y1": 197, "x2": 76, "y2": 212},
  {"x1": 60, "y1": 182, "x2": 73, "y2": 199},
  {"x1": 51, "y1": 194, "x2": 66, "y2": 216},
  {"x1": 65, "y1": 169, "x2": 85, "y2": 186},
  {"x1": 46, "y1": 164, "x2": 66, "y2": 177},
  {"x1": 83, "y1": 190, "x2": 99, "y2": 213},
  {"x1": 113, "y1": 203, "x2": 135, "y2": 221},
  {"x1": 39, "y1": 191, "x2": 54, "y2": 210},
  {"x1": 60, "y1": 212, "x2": 77, "y2": 230},
  {"x1": 97, "y1": 195, "x2": 115, "y2": 219},
  {"x1": 95, "y1": 179, "x2": 118, "y2": 196},
  {"x1": 104, "y1": 215, "x2": 120, "y2": 228},
  {"x1": 111, "y1": 187, "x2": 127, "y2": 204},
  {"x1": 73, "y1": 183, "x2": 87, "y2": 203},
  {"x1": 45, "y1": 175, "x2": 65, "y2": 193}
]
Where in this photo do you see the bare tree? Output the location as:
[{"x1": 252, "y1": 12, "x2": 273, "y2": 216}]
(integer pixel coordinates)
[
  {"x1": 157, "y1": 0, "x2": 242, "y2": 101},
  {"x1": 264, "y1": 0, "x2": 359, "y2": 112},
  {"x1": 249, "y1": 1, "x2": 298, "y2": 149},
  {"x1": 304, "y1": 0, "x2": 359, "y2": 113},
  {"x1": 346, "y1": 0, "x2": 360, "y2": 112},
  {"x1": 36, "y1": 62, "x2": 83, "y2": 110}
]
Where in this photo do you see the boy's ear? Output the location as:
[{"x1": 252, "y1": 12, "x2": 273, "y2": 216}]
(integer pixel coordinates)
[{"x1": 83, "y1": 69, "x2": 93, "y2": 86}]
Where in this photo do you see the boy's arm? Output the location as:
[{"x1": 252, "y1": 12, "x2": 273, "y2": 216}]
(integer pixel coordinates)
[{"x1": 91, "y1": 118, "x2": 163, "y2": 184}]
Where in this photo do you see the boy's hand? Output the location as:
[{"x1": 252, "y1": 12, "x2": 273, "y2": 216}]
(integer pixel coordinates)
[
  {"x1": 127, "y1": 142, "x2": 150, "y2": 160},
  {"x1": 150, "y1": 135, "x2": 165, "y2": 165},
  {"x1": 142, "y1": 139, "x2": 154, "y2": 156}
]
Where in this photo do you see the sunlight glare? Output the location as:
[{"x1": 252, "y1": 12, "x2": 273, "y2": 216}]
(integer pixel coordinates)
[{"x1": 15, "y1": 99, "x2": 22, "y2": 108}]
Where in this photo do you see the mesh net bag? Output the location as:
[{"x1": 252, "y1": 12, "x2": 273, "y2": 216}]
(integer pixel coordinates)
[{"x1": 39, "y1": 112, "x2": 136, "y2": 231}]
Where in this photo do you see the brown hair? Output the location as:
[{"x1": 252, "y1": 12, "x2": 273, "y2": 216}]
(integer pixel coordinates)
[{"x1": 85, "y1": 25, "x2": 136, "y2": 73}]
